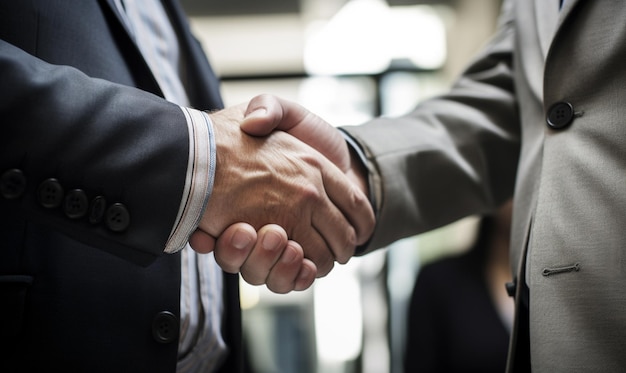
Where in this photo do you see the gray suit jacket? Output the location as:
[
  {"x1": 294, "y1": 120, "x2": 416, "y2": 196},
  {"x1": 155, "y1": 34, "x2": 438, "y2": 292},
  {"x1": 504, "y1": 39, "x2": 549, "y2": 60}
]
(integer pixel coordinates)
[{"x1": 343, "y1": 0, "x2": 626, "y2": 371}]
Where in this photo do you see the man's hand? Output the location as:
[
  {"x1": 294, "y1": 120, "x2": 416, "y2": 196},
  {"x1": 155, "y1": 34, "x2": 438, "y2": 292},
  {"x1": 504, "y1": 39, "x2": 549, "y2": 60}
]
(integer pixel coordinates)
[
  {"x1": 242, "y1": 94, "x2": 370, "y2": 199},
  {"x1": 190, "y1": 224, "x2": 316, "y2": 293},
  {"x1": 194, "y1": 100, "x2": 374, "y2": 277}
]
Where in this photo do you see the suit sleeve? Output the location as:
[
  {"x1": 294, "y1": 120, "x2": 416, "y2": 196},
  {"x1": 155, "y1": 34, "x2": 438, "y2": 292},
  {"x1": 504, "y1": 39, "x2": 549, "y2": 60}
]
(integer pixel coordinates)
[
  {"x1": 0, "y1": 39, "x2": 194, "y2": 265},
  {"x1": 342, "y1": 0, "x2": 520, "y2": 253}
]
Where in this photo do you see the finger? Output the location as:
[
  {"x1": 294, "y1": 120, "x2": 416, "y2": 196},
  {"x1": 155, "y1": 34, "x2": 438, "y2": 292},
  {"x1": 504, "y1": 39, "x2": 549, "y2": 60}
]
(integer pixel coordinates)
[
  {"x1": 213, "y1": 223, "x2": 257, "y2": 273},
  {"x1": 294, "y1": 258, "x2": 317, "y2": 291},
  {"x1": 312, "y1": 157, "x2": 375, "y2": 262},
  {"x1": 288, "y1": 221, "x2": 336, "y2": 277},
  {"x1": 310, "y1": 198, "x2": 355, "y2": 265},
  {"x1": 240, "y1": 224, "x2": 288, "y2": 286},
  {"x1": 265, "y1": 241, "x2": 306, "y2": 294},
  {"x1": 189, "y1": 229, "x2": 217, "y2": 254}
]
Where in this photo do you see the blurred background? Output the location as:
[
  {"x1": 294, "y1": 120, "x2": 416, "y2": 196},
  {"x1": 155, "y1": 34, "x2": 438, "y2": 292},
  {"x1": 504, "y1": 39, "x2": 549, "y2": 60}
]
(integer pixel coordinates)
[{"x1": 180, "y1": 0, "x2": 503, "y2": 372}]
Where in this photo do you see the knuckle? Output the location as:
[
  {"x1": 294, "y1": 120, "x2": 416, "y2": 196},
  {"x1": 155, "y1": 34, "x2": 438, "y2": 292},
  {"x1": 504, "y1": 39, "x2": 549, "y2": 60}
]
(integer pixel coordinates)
[
  {"x1": 214, "y1": 257, "x2": 240, "y2": 274},
  {"x1": 241, "y1": 272, "x2": 265, "y2": 286},
  {"x1": 315, "y1": 257, "x2": 335, "y2": 278},
  {"x1": 352, "y1": 193, "x2": 376, "y2": 243},
  {"x1": 267, "y1": 281, "x2": 292, "y2": 294},
  {"x1": 335, "y1": 229, "x2": 357, "y2": 264},
  {"x1": 298, "y1": 183, "x2": 322, "y2": 204}
]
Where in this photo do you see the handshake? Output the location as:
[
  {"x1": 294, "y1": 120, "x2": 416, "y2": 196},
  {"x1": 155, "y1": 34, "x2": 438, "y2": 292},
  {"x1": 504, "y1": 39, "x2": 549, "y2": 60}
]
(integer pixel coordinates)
[{"x1": 189, "y1": 94, "x2": 376, "y2": 294}]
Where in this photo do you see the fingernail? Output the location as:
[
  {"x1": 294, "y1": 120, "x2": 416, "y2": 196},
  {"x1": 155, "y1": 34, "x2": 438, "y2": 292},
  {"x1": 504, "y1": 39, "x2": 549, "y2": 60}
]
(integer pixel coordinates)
[
  {"x1": 232, "y1": 229, "x2": 252, "y2": 250},
  {"x1": 245, "y1": 108, "x2": 267, "y2": 119},
  {"x1": 262, "y1": 231, "x2": 282, "y2": 251},
  {"x1": 298, "y1": 265, "x2": 312, "y2": 281}
]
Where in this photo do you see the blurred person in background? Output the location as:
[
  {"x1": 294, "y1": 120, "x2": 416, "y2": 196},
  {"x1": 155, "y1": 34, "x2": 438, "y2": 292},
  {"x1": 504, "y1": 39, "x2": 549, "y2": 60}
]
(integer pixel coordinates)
[{"x1": 404, "y1": 199, "x2": 514, "y2": 373}]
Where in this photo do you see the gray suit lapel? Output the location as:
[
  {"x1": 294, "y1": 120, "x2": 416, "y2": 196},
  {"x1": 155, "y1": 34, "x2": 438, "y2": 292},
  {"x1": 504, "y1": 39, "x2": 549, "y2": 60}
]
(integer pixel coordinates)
[
  {"x1": 537, "y1": 0, "x2": 585, "y2": 58},
  {"x1": 553, "y1": 0, "x2": 583, "y2": 42},
  {"x1": 523, "y1": 0, "x2": 583, "y2": 100},
  {"x1": 534, "y1": 0, "x2": 560, "y2": 59}
]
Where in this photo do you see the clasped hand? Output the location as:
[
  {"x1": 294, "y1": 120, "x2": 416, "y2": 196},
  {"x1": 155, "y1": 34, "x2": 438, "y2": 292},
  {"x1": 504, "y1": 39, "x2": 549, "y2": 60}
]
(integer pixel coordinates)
[{"x1": 189, "y1": 95, "x2": 374, "y2": 294}]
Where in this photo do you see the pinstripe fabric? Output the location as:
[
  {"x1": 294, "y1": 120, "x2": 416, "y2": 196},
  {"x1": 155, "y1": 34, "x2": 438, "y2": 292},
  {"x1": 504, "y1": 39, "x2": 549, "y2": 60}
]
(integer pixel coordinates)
[
  {"x1": 116, "y1": 0, "x2": 190, "y2": 105},
  {"x1": 114, "y1": 1, "x2": 227, "y2": 371}
]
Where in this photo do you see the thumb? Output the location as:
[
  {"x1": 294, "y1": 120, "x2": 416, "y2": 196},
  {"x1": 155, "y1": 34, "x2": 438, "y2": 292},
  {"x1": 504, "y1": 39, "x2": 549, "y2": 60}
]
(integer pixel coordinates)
[
  {"x1": 189, "y1": 229, "x2": 217, "y2": 254},
  {"x1": 241, "y1": 94, "x2": 291, "y2": 136},
  {"x1": 242, "y1": 94, "x2": 350, "y2": 172}
]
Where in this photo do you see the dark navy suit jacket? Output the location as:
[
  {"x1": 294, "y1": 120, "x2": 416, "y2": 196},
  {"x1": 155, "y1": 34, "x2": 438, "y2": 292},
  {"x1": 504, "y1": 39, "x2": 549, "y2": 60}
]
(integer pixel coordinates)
[{"x1": 0, "y1": 1, "x2": 242, "y2": 371}]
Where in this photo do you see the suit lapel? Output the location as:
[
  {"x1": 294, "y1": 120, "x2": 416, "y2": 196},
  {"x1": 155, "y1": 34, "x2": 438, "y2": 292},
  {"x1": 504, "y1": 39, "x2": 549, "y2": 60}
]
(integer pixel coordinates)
[
  {"x1": 521, "y1": 0, "x2": 584, "y2": 101},
  {"x1": 99, "y1": 0, "x2": 164, "y2": 97},
  {"x1": 535, "y1": 0, "x2": 585, "y2": 59},
  {"x1": 102, "y1": 0, "x2": 136, "y2": 41},
  {"x1": 533, "y1": 0, "x2": 560, "y2": 59},
  {"x1": 557, "y1": 0, "x2": 582, "y2": 25},
  {"x1": 100, "y1": 0, "x2": 223, "y2": 109},
  {"x1": 553, "y1": 0, "x2": 583, "y2": 43},
  {"x1": 162, "y1": 0, "x2": 224, "y2": 110}
]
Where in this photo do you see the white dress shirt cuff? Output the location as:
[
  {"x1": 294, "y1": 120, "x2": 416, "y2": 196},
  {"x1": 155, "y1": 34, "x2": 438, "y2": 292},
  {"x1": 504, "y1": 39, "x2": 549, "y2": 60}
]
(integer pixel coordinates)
[{"x1": 164, "y1": 107, "x2": 216, "y2": 253}]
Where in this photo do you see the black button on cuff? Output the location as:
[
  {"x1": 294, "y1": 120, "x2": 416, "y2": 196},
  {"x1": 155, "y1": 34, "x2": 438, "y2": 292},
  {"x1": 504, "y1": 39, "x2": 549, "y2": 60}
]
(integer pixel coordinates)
[
  {"x1": 64, "y1": 189, "x2": 89, "y2": 219},
  {"x1": 38, "y1": 178, "x2": 64, "y2": 209},
  {"x1": 152, "y1": 311, "x2": 178, "y2": 344},
  {"x1": 1, "y1": 169, "x2": 27, "y2": 199},
  {"x1": 105, "y1": 203, "x2": 130, "y2": 232},
  {"x1": 547, "y1": 101, "x2": 574, "y2": 129},
  {"x1": 89, "y1": 196, "x2": 107, "y2": 224}
]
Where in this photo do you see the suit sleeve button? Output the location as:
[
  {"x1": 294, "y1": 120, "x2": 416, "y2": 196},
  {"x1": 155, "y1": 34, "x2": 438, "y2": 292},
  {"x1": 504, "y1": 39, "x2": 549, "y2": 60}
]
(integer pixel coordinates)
[
  {"x1": 64, "y1": 189, "x2": 89, "y2": 219},
  {"x1": 105, "y1": 203, "x2": 130, "y2": 232},
  {"x1": 37, "y1": 178, "x2": 64, "y2": 209},
  {"x1": 1, "y1": 169, "x2": 27, "y2": 199},
  {"x1": 89, "y1": 196, "x2": 107, "y2": 224},
  {"x1": 152, "y1": 311, "x2": 178, "y2": 344}
]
